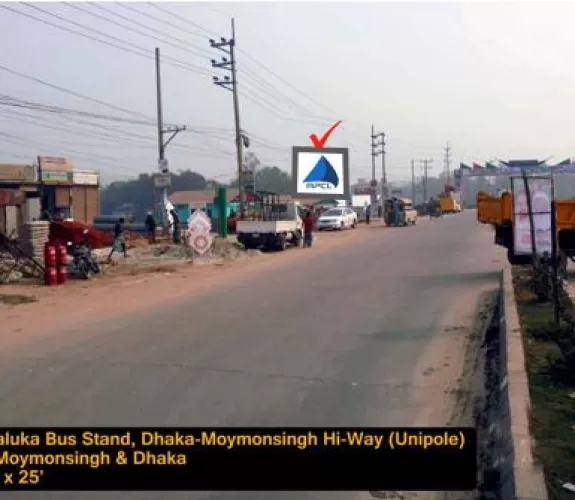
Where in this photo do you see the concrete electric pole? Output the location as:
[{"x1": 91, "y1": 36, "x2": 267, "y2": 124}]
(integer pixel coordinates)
[
  {"x1": 411, "y1": 159, "x2": 416, "y2": 203},
  {"x1": 155, "y1": 47, "x2": 186, "y2": 230},
  {"x1": 371, "y1": 127, "x2": 386, "y2": 212},
  {"x1": 370, "y1": 125, "x2": 376, "y2": 181},
  {"x1": 444, "y1": 142, "x2": 452, "y2": 186},
  {"x1": 420, "y1": 158, "x2": 433, "y2": 202},
  {"x1": 210, "y1": 19, "x2": 247, "y2": 217}
]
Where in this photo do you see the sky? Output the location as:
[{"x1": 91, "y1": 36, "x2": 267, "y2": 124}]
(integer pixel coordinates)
[{"x1": 1, "y1": 1, "x2": 575, "y2": 186}]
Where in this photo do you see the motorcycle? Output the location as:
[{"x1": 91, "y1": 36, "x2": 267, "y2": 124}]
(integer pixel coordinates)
[
  {"x1": 429, "y1": 206, "x2": 443, "y2": 218},
  {"x1": 67, "y1": 229, "x2": 101, "y2": 279}
]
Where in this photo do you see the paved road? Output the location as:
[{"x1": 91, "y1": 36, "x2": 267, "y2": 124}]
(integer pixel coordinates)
[{"x1": 0, "y1": 211, "x2": 504, "y2": 500}]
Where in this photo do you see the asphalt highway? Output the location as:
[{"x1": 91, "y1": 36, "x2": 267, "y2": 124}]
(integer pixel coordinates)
[{"x1": 0, "y1": 211, "x2": 505, "y2": 500}]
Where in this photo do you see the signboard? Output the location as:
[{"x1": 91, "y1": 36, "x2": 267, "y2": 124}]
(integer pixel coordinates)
[
  {"x1": 511, "y1": 175, "x2": 554, "y2": 256},
  {"x1": 188, "y1": 210, "x2": 212, "y2": 233},
  {"x1": 0, "y1": 164, "x2": 37, "y2": 183},
  {"x1": 154, "y1": 173, "x2": 171, "y2": 188},
  {"x1": 72, "y1": 170, "x2": 99, "y2": 186},
  {"x1": 292, "y1": 146, "x2": 350, "y2": 199},
  {"x1": 158, "y1": 158, "x2": 169, "y2": 173},
  {"x1": 189, "y1": 232, "x2": 212, "y2": 255},
  {"x1": 0, "y1": 189, "x2": 26, "y2": 206},
  {"x1": 188, "y1": 210, "x2": 212, "y2": 255},
  {"x1": 41, "y1": 171, "x2": 73, "y2": 184},
  {"x1": 38, "y1": 157, "x2": 73, "y2": 172}
]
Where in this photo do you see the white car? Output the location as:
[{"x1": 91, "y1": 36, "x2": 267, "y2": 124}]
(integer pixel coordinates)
[{"x1": 317, "y1": 207, "x2": 358, "y2": 231}]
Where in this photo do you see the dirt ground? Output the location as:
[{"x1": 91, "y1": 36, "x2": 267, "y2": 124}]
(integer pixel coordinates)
[{"x1": 0, "y1": 223, "x2": 382, "y2": 338}]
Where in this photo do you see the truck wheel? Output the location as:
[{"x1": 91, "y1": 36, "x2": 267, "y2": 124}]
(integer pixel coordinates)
[
  {"x1": 277, "y1": 234, "x2": 287, "y2": 251},
  {"x1": 294, "y1": 230, "x2": 303, "y2": 247}
]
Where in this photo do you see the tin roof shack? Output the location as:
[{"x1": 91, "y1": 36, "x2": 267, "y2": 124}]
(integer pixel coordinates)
[
  {"x1": 0, "y1": 163, "x2": 40, "y2": 238},
  {"x1": 38, "y1": 157, "x2": 100, "y2": 224}
]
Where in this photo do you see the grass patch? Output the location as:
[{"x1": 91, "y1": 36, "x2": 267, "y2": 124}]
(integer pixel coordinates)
[{"x1": 513, "y1": 266, "x2": 575, "y2": 498}]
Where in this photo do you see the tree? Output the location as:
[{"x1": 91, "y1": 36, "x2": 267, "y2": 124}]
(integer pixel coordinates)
[
  {"x1": 229, "y1": 166, "x2": 292, "y2": 194},
  {"x1": 100, "y1": 169, "x2": 208, "y2": 216}
]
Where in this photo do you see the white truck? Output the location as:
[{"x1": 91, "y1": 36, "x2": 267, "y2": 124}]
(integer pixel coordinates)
[{"x1": 236, "y1": 195, "x2": 305, "y2": 251}]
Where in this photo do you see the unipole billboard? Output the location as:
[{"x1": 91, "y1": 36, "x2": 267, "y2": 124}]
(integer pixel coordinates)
[{"x1": 292, "y1": 121, "x2": 350, "y2": 201}]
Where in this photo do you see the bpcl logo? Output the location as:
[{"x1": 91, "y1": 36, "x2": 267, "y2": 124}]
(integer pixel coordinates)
[{"x1": 303, "y1": 156, "x2": 339, "y2": 190}]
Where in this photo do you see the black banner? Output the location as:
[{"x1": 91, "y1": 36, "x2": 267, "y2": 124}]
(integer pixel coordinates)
[{"x1": 0, "y1": 427, "x2": 476, "y2": 491}]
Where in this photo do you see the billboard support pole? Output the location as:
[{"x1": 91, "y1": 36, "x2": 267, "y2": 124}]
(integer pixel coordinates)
[{"x1": 551, "y1": 198, "x2": 560, "y2": 326}]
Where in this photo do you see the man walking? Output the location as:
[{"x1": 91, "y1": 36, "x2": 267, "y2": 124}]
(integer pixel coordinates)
[
  {"x1": 302, "y1": 211, "x2": 315, "y2": 248},
  {"x1": 365, "y1": 205, "x2": 371, "y2": 225},
  {"x1": 107, "y1": 217, "x2": 127, "y2": 263},
  {"x1": 170, "y1": 209, "x2": 181, "y2": 244}
]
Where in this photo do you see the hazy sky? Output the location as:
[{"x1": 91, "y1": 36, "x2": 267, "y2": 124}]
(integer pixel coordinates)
[{"x1": 1, "y1": 1, "x2": 575, "y2": 185}]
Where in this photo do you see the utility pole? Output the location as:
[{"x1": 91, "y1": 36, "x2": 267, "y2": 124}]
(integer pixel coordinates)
[
  {"x1": 381, "y1": 132, "x2": 387, "y2": 186},
  {"x1": 210, "y1": 19, "x2": 247, "y2": 217},
  {"x1": 371, "y1": 127, "x2": 386, "y2": 212},
  {"x1": 370, "y1": 128, "x2": 386, "y2": 182},
  {"x1": 411, "y1": 159, "x2": 415, "y2": 203},
  {"x1": 370, "y1": 125, "x2": 376, "y2": 181},
  {"x1": 444, "y1": 142, "x2": 452, "y2": 187},
  {"x1": 420, "y1": 159, "x2": 433, "y2": 202},
  {"x1": 155, "y1": 48, "x2": 186, "y2": 231}
]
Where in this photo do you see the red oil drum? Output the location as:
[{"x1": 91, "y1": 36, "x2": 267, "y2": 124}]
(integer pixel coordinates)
[
  {"x1": 44, "y1": 266, "x2": 57, "y2": 286},
  {"x1": 44, "y1": 242, "x2": 57, "y2": 268},
  {"x1": 56, "y1": 265, "x2": 68, "y2": 285},
  {"x1": 56, "y1": 243, "x2": 68, "y2": 266}
]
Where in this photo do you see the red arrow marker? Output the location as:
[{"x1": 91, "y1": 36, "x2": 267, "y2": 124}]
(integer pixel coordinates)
[{"x1": 309, "y1": 120, "x2": 342, "y2": 148}]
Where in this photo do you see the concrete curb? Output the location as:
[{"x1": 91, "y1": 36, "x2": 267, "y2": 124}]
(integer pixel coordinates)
[{"x1": 501, "y1": 265, "x2": 548, "y2": 500}]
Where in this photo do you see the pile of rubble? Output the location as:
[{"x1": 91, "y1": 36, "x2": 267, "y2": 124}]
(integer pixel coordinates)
[{"x1": 0, "y1": 231, "x2": 44, "y2": 284}]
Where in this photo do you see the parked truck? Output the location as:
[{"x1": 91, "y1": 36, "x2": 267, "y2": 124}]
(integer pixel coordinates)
[
  {"x1": 437, "y1": 191, "x2": 462, "y2": 214},
  {"x1": 476, "y1": 190, "x2": 575, "y2": 266},
  {"x1": 236, "y1": 191, "x2": 304, "y2": 251}
]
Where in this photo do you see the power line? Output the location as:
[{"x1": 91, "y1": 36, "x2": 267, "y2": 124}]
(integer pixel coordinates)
[
  {"x1": 64, "y1": 3, "x2": 211, "y2": 61},
  {"x1": 115, "y1": 3, "x2": 211, "y2": 42},
  {"x1": 0, "y1": 106, "x2": 235, "y2": 157},
  {"x1": 0, "y1": 63, "x2": 155, "y2": 121},
  {"x1": 0, "y1": 4, "x2": 211, "y2": 76},
  {"x1": 0, "y1": 95, "x2": 156, "y2": 126},
  {"x1": 149, "y1": 3, "x2": 216, "y2": 38}
]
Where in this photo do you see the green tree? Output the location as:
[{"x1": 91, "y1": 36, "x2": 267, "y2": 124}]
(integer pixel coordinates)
[
  {"x1": 100, "y1": 169, "x2": 208, "y2": 216},
  {"x1": 229, "y1": 166, "x2": 292, "y2": 194}
]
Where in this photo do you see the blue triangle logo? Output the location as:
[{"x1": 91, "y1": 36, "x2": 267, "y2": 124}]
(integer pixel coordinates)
[{"x1": 303, "y1": 156, "x2": 339, "y2": 187}]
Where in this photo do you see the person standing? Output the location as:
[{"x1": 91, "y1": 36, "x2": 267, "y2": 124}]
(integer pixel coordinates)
[
  {"x1": 144, "y1": 211, "x2": 157, "y2": 244},
  {"x1": 171, "y1": 209, "x2": 181, "y2": 244},
  {"x1": 391, "y1": 197, "x2": 400, "y2": 226},
  {"x1": 302, "y1": 211, "x2": 315, "y2": 248},
  {"x1": 107, "y1": 217, "x2": 127, "y2": 263},
  {"x1": 365, "y1": 205, "x2": 371, "y2": 225}
]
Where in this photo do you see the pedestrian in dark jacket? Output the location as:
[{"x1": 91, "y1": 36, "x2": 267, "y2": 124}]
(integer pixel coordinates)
[
  {"x1": 171, "y1": 210, "x2": 181, "y2": 244},
  {"x1": 145, "y1": 212, "x2": 157, "y2": 244}
]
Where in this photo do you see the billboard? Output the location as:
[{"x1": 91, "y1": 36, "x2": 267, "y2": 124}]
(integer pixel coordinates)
[
  {"x1": 0, "y1": 164, "x2": 37, "y2": 183},
  {"x1": 292, "y1": 146, "x2": 350, "y2": 199},
  {"x1": 38, "y1": 157, "x2": 73, "y2": 172},
  {"x1": 511, "y1": 175, "x2": 554, "y2": 255},
  {"x1": 73, "y1": 170, "x2": 99, "y2": 186}
]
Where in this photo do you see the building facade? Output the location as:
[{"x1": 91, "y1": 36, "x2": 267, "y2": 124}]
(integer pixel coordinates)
[
  {"x1": 38, "y1": 157, "x2": 100, "y2": 224},
  {"x1": 0, "y1": 163, "x2": 41, "y2": 236}
]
